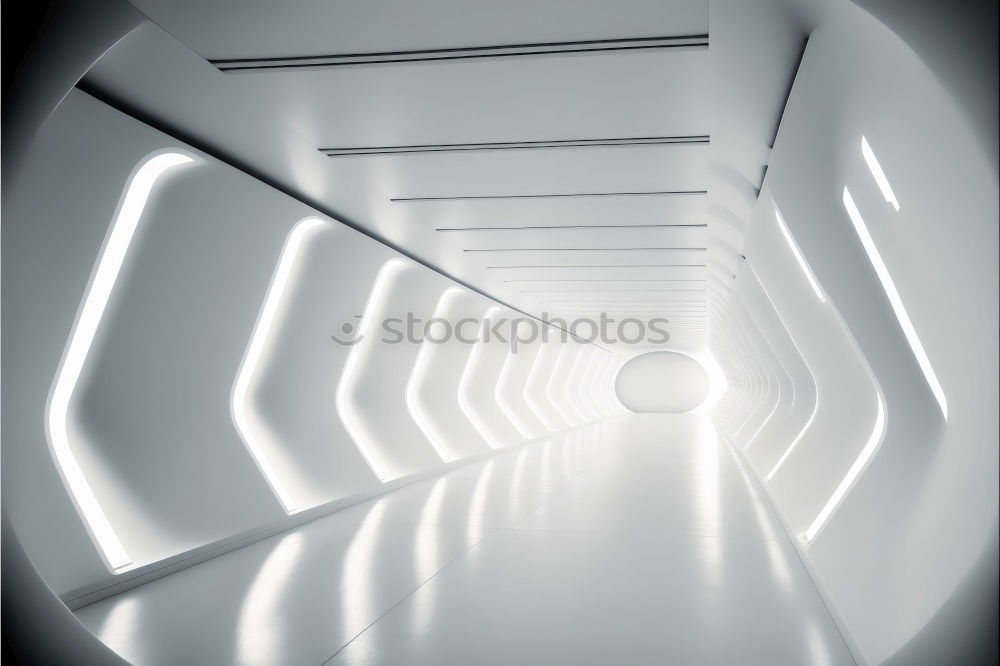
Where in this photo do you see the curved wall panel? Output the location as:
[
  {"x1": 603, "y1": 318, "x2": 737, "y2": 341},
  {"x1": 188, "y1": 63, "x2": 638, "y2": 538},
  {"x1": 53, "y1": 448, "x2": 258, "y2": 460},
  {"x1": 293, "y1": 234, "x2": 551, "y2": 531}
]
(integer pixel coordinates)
[
  {"x1": 458, "y1": 308, "x2": 528, "y2": 448},
  {"x1": 546, "y1": 343, "x2": 588, "y2": 427},
  {"x1": 3, "y1": 88, "x2": 623, "y2": 600},
  {"x1": 336, "y1": 261, "x2": 452, "y2": 480},
  {"x1": 4, "y1": 5, "x2": 995, "y2": 664},
  {"x1": 711, "y1": 6, "x2": 998, "y2": 662},
  {"x1": 244, "y1": 223, "x2": 395, "y2": 507},
  {"x1": 495, "y1": 335, "x2": 550, "y2": 438},
  {"x1": 528, "y1": 339, "x2": 574, "y2": 431},
  {"x1": 406, "y1": 288, "x2": 493, "y2": 461}
]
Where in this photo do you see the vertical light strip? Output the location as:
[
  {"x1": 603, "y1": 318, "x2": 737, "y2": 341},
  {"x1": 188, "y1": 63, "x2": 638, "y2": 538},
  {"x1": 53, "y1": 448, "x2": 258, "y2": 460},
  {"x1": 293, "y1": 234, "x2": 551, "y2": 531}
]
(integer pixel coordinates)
[
  {"x1": 723, "y1": 319, "x2": 766, "y2": 436},
  {"x1": 775, "y1": 208, "x2": 826, "y2": 302},
  {"x1": 718, "y1": 321, "x2": 754, "y2": 429},
  {"x1": 336, "y1": 258, "x2": 408, "y2": 481},
  {"x1": 745, "y1": 368, "x2": 780, "y2": 449},
  {"x1": 843, "y1": 187, "x2": 947, "y2": 419},
  {"x1": 591, "y1": 354, "x2": 615, "y2": 418},
  {"x1": 233, "y1": 217, "x2": 326, "y2": 513},
  {"x1": 585, "y1": 354, "x2": 613, "y2": 418},
  {"x1": 46, "y1": 151, "x2": 196, "y2": 572},
  {"x1": 572, "y1": 349, "x2": 601, "y2": 421},
  {"x1": 736, "y1": 301, "x2": 791, "y2": 448},
  {"x1": 804, "y1": 390, "x2": 886, "y2": 543},
  {"x1": 406, "y1": 287, "x2": 465, "y2": 462},
  {"x1": 523, "y1": 341, "x2": 559, "y2": 432},
  {"x1": 747, "y1": 267, "x2": 821, "y2": 482},
  {"x1": 458, "y1": 307, "x2": 506, "y2": 448},
  {"x1": 604, "y1": 356, "x2": 624, "y2": 415},
  {"x1": 495, "y1": 328, "x2": 535, "y2": 439},
  {"x1": 861, "y1": 136, "x2": 900, "y2": 212},
  {"x1": 547, "y1": 344, "x2": 583, "y2": 426},
  {"x1": 736, "y1": 318, "x2": 772, "y2": 437},
  {"x1": 561, "y1": 346, "x2": 592, "y2": 423},
  {"x1": 604, "y1": 357, "x2": 625, "y2": 414}
]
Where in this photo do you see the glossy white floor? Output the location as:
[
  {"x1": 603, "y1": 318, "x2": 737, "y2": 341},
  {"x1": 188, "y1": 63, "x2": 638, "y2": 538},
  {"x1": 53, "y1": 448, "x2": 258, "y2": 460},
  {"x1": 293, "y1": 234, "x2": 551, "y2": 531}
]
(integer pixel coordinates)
[{"x1": 74, "y1": 414, "x2": 855, "y2": 665}]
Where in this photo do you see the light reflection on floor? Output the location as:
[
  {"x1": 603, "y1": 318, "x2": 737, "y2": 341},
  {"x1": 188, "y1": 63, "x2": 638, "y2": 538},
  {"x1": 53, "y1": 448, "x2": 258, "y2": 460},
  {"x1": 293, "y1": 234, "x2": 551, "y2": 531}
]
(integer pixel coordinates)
[{"x1": 75, "y1": 415, "x2": 854, "y2": 666}]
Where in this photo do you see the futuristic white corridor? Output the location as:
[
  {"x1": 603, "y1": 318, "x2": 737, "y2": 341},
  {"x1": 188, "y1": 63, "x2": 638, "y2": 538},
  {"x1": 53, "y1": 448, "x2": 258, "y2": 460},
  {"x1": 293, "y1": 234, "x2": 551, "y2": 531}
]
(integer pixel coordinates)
[
  {"x1": 73, "y1": 415, "x2": 854, "y2": 666},
  {"x1": 2, "y1": 1, "x2": 997, "y2": 664}
]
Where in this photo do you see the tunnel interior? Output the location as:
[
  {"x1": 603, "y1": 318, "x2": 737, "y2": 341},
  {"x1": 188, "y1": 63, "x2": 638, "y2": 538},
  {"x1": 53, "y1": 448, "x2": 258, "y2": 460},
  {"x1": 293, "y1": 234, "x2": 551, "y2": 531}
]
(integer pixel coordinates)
[{"x1": 2, "y1": 1, "x2": 997, "y2": 664}]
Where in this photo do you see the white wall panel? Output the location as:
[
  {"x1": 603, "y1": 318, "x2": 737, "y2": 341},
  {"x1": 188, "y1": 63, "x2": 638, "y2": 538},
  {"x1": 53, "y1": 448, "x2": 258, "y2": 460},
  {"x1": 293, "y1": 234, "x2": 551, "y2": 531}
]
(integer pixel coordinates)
[
  {"x1": 714, "y1": 6, "x2": 998, "y2": 662},
  {"x1": 2, "y1": 88, "x2": 625, "y2": 600},
  {"x1": 494, "y1": 333, "x2": 550, "y2": 440},
  {"x1": 406, "y1": 289, "x2": 494, "y2": 461},
  {"x1": 458, "y1": 308, "x2": 528, "y2": 449}
]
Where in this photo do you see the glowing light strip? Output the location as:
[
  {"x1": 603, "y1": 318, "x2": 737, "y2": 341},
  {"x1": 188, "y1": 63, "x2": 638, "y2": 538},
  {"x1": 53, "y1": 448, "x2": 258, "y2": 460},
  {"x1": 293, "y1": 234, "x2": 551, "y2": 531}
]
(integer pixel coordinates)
[
  {"x1": 589, "y1": 355, "x2": 615, "y2": 418},
  {"x1": 775, "y1": 208, "x2": 826, "y2": 302},
  {"x1": 575, "y1": 350, "x2": 603, "y2": 420},
  {"x1": 723, "y1": 319, "x2": 766, "y2": 435},
  {"x1": 736, "y1": 301, "x2": 790, "y2": 448},
  {"x1": 861, "y1": 136, "x2": 899, "y2": 212},
  {"x1": 607, "y1": 357, "x2": 627, "y2": 413},
  {"x1": 495, "y1": 327, "x2": 535, "y2": 438},
  {"x1": 545, "y1": 343, "x2": 578, "y2": 427},
  {"x1": 766, "y1": 384, "x2": 819, "y2": 477},
  {"x1": 800, "y1": 283, "x2": 887, "y2": 544},
  {"x1": 804, "y1": 390, "x2": 886, "y2": 543},
  {"x1": 709, "y1": 340, "x2": 736, "y2": 418},
  {"x1": 336, "y1": 258, "x2": 407, "y2": 481},
  {"x1": 606, "y1": 358, "x2": 629, "y2": 415},
  {"x1": 588, "y1": 355, "x2": 611, "y2": 417},
  {"x1": 46, "y1": 151, "x2": 196, "y2": 571},
  {"x1": 720, "y1": 320, "x2": 758, "y2": 428},
  {"x1": 719, "y1": 334, "x2": 748, "y2": 423},
  {"x1": 523, "y1": 341, "x2": 559, "y2": 432},
  {"x1": 563, "y1": 346, "x2": 594, "y2": 422},
  {"x1": 458, "y1": 307, "x2": 507, "y2": 448},
  {"x1": 733, "y1": 315, "x2": 773, "y2": 436},
  {"x1": 233, "y1": 217, "x2": 327, "y2": 513},
  {"x1": 843, "y1": 187, "x2": 947, "y2": 420},
  {"x1": 406, "y1": 287, "x2": 465, "y2": 462},
  {"x1": 745, "y1": 368, "x2": 780, "y2": 449},
  {"x1": 746, "y1": 267, "x2": 821, "y2": 481}
]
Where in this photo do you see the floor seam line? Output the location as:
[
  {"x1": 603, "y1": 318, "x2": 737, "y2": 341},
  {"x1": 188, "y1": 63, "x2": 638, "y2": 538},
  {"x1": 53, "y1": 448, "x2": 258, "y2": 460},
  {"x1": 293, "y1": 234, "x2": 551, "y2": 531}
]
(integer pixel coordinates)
[{"x1": 320, "y1": 527, "x2": 501, "y2": 664}]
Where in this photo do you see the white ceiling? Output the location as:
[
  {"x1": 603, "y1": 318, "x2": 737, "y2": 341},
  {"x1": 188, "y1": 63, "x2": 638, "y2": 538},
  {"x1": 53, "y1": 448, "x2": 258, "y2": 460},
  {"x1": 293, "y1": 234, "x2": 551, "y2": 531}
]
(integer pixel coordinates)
[
  {"x1": 85, "y1": 0, "x2": 808, "y2": 353},
  {"x1": 127, "y1": 0, "x2": 708, "y2": 58}
]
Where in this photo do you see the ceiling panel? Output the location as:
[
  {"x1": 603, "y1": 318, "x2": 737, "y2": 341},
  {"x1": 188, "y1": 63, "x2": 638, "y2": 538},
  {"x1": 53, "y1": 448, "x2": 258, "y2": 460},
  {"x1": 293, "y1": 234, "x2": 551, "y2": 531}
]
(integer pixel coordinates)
[
  {"x1": 129, "y1": 0, "x2": 707, "y2": 59},
  {"x1": 327, "y1": 143, "x2": 709, "y2": 201},
  {"x1": 443, "y1": 226, "x2": 708, "y2": 251},
  {"x1": 386, "y1": 195, "x2": 712, "y2": 231},
  {"x1": 84, "y1": 1, "x2": 732, "y2": 355},
  {"x1": 231, "y1": 49, "x2": 710, "y2": 148}
]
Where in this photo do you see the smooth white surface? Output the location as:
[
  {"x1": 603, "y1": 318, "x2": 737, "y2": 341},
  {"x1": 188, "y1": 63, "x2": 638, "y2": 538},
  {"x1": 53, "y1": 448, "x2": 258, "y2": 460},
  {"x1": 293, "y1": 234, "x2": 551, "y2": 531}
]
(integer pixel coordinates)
[
  {"x1": 458, "y1": 307, "x2": 526, "y2": 448},
  {"x1": 842, "y1": 187, "x2": 947, "y2": 420},
  {"x1": 81, "y1": 7, "x2": 727, "y2": 353},
  {"x1": 232, "y1": 217, "x2": 326, "y2": 514},
  {"x1": 406, "y1": 287, "x2": 469, "y2": 462},
  {"x1": 75, "y1": 415, "x2": 853, "y2": 665},
  {"x1": 804, "y1": 389, "x2": 886, "y2": 544},
  {"x1": 774, "y1": 208, "x2": 826, "y2": 303},
  {"x1": 616, "y1": 351, "x2": 711, "y2": 413},
  {"x1": 860, "y1": 136, "x2": 899, "y2": 212},
  {"x1": 46, "y1": 151, "x2": 195, "y2": 571},
  {"x1": 336, "y1": 259, "x2": 409, "y2": 481}
]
